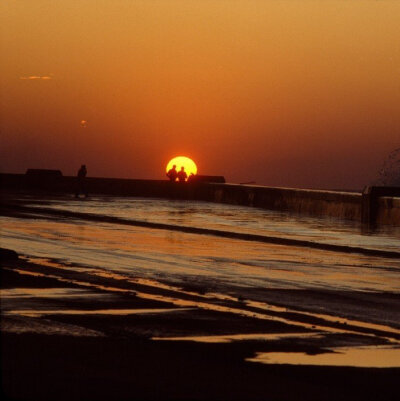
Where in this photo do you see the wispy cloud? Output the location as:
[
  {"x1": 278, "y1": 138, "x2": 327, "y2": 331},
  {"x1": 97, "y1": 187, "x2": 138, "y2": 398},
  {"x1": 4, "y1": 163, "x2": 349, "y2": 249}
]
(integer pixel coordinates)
[{"x1": 20, "y1": 74, "x2": 53, "y2": 80}]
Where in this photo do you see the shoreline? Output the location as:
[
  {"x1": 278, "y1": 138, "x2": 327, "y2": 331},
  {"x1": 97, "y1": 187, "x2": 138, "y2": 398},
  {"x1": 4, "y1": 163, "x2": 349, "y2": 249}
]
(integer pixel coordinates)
[{"x1": 1, "y1": 192, "x2": 399, "y2": 400}]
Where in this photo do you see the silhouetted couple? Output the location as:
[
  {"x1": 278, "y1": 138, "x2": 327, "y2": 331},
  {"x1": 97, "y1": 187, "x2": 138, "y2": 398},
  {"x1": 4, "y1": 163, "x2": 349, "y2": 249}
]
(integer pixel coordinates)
[
  {"x1": 75, "y1": 164, "x2": 88, "y2": 198},
  {"x1": 167, "y1": 165, "x2": 187, "y2": 183}
]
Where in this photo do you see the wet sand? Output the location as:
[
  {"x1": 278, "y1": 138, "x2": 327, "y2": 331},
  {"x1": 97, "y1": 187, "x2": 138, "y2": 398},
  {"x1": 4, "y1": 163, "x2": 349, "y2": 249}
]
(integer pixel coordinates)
[
  {"x1": 1, "y1": 193, "x2": 400, "y2": 400},
  {"x1": 1, "y1": 254, "x2": 399, "y2": 401}
]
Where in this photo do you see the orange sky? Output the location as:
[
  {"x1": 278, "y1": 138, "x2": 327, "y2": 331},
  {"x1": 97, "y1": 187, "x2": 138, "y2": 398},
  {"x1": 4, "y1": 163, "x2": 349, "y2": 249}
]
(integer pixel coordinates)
[{"x1": 1, "y1": 0, "x2": 399, "y2": 189}]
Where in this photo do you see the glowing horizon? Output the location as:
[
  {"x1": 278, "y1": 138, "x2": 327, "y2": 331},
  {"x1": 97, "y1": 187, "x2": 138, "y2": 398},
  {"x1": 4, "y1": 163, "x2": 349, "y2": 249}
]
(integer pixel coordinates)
[{"x1": 1, "y1": 1, "x2": 399, "y2": 189}]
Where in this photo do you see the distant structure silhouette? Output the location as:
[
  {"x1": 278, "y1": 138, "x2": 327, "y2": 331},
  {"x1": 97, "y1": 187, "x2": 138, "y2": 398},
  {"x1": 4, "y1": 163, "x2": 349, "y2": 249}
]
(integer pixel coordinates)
[
  {"x1": 185, "y1": 175, "x2": 225, "y2": 184},
  {"x1": 166, "y1": 165, "x2": 178, "y2": 182},
  {"x1": 177, "y1": 166, "x2": 187, "y2": 183},
  {"x1": 25, "y1": 169, "x2": 63, "y2": 178},
  {"x1": 75, "y1": 164, "x2": 88, "y2": 198}
]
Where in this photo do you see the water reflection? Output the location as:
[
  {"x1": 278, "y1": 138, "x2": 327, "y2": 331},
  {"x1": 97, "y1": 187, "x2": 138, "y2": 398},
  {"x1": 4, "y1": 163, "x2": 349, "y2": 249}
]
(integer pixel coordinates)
[
  {"x1": 1, "y1": 194, "x2": 400, "y2": 366},
  {"x1": 1, "y1": 217, "x2": 399, "y2": 294},
  {"x1": 152, "y1": 332, "x2": 323, "y2": 343},
  {"x1": 247, "y1": 346, "x2": 400, "y2": 368},
  {"x1": 3, "y1": 307, "x2": 190, "y2": 318},
  {"x1": 20, "y1": 195, "x2": 400, "y2": 252}
]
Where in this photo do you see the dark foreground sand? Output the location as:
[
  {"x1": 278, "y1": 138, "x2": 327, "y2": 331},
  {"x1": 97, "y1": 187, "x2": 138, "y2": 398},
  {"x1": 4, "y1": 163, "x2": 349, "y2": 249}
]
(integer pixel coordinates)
[
  {"x1": 1, "y1": 251, "x2": 399, "y2": 401},
  {"x1": 3, "y1": 331, "x2": 399, "y2": 401}
]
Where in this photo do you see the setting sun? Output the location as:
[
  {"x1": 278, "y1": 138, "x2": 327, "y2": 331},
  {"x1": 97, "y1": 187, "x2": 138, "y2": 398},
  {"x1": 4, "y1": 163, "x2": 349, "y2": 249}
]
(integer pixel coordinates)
[{"x1": 166, "y1": 156, "x2": 198, "y2": 181}]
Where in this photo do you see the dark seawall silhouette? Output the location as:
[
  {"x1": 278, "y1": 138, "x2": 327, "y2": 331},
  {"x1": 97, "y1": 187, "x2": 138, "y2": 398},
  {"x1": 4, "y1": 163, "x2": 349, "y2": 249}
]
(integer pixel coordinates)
[{"x1": 1, "y1": 173, "x2": 399, "y2": 226}]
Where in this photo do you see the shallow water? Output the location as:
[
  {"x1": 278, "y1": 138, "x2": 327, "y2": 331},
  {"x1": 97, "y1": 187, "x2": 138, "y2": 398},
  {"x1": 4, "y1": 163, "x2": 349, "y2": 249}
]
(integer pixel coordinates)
[
  {"x1": 247, "y1": 346, "x2": 400, "y2": 368},
  {"x1": 1, "y1": 195, "x2": 400, "y2": 294},
  {"x1": 2, "y1": 195, "x2": 400, "y2": 340},
  {"x1": 1, "y1": 215, "x2": 399, "y2": 294},
  {"x1": 2, "y1": 195, "x2": 400, "y2": 369},
  {"x1": 23, "y1": 195, "x2": 400, "y2": 252}
]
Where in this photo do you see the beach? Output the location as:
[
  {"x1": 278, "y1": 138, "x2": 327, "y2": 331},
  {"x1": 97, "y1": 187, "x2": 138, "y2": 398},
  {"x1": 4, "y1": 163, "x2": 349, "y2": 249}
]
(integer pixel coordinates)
[
  {"x1": 1, "y1": 193, "x2": 400, "y2": 400},
  {"x1": 4, "y1": 1, "x2": 400, "y2": 399}
]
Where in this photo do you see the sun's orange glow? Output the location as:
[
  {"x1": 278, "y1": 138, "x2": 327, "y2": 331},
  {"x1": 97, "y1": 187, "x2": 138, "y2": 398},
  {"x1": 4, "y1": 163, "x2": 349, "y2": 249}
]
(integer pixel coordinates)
[
  {"x1": 166, "y1": 156, "x2": 198, "y2": 180},
  {"x1": 2, "y1": 2, "x2": 400, "y2": 188}
]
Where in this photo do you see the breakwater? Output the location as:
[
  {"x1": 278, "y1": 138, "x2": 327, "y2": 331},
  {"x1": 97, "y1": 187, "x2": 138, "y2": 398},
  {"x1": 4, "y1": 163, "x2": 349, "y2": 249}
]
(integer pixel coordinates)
[{"x1": 1, "y1": 173, "x2": 399, "y2": 226}]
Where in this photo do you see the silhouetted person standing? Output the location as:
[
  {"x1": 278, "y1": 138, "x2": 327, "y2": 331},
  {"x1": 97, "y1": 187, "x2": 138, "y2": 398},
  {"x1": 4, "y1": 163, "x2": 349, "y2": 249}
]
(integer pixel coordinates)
[
  {"x1": 167, "y1": 165, "x2": 178, "y2": 182},
  {"x1": 177, "y1": 166, "x2": 187, "y2": 183},
  {"x1": 75, "y1": 164, "x2": 88, "y2": 198}
]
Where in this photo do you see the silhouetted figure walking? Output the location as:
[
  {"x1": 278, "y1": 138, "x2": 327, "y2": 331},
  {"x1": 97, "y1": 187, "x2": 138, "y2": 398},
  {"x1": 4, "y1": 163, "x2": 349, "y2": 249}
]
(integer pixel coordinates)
[
  {"x1": 177, "y1": 166, "x2": 187, "y2": 183},
  {"x1": 75, "y1": 164, "x2": 88, "y2": 198},
  {"x1": 167, "y1": 165, "x2": 178, "y2": 182}
]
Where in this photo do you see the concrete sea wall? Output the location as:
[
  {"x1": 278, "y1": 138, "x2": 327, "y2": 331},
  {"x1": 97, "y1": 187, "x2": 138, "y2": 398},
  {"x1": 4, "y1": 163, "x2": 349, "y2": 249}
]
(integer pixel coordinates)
[
  {"x1": 377, "y1": 197, "x2": 400, "y2": 226},
  {"x1": 1, "y1": 173, "x2": 399, "y2": 226},
  {"x1": 0, "y1": 174, "x2": 174, "y2": 198},
  {"x1": 200, "y1": 183, "x2": 361, "y2": 221}
]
